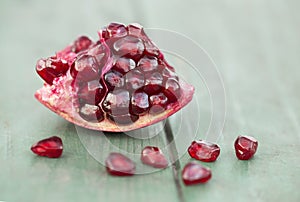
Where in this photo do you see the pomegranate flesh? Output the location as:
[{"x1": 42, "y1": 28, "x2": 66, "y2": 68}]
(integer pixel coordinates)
[{"x1": 35, "y1": 23, "x2": 194, "y2": 132}]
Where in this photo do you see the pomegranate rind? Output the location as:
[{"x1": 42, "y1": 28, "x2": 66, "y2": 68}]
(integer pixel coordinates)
[{"x1": 35, "y1": 74, "x2": 194, "y2": 132}]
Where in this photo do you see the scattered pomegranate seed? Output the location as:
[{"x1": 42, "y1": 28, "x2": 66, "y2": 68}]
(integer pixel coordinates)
[
  {"x1": 182, "y1": 162, "x2": 212, "y2": 186},
  {"x1": 188, "y1": 140, "x2": 220, "y2": 162},
  {"x1": 234, "y1": 135, "x2": 258, "y2": 160},
  {"x1": 31, "y1": 136, "x2": 63, "y2": 158},
  {"x1": 105, "y1": 153, "x2": 136, "y2": 176},
  {"x1": 141, "y1": 146, "x2": 168, "y2": 168}
]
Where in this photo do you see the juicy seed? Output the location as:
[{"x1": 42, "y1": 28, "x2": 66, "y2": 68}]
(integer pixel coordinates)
[
  {"x1": 105, "y1": 153, "x2": 136, "y2": 176},
  {"x1": 149, "y1": 93, "x2": 169, "y2": 114},
  {"x1": 79, "y1": 104, "x2": 104, "y2": 122},
  {"x1": 131, "y1": 91, "x2": 149, "y2": 115},
  {"x1": 143, "y1": 72, "x2": 163, "y2": 95},
  {"x1": 72, "y1": 36, "x2": 93, "y2": 53},
  {"x1": 138, "y1": 56, "x2": 158, "y2": 72},
  {"x1": 70, "y1": 54, "x2": 100, "y2": 82},
  {"x1": 31, "y1": 136, "x2": 63, "y2": 158},
  {"x1": 104, "y1": 70, "x2": 124, "y2": 90},
  {"x1": 77, "y1": 80, "x2": 104, "y2": 105},
  {"x1": 141, "y1": 146, "x2": 168, "y2": 168},
  {"x1": 102, "y1": 90, "x2": 130, "y2": 115},
  {"x1": 188, "y1": 140, "x2": 220, "y2": 162},
  {"x1": 103, "y1": 22, "x2": 127, "y2": 39},
  {"x1": 125, "y1": 70, "x2": 145, "y2": 90},
  {"x1": 162, "y1": 67, "x2": 179, "y2": 81},
  {"x1": 113, "y1": 57, "x2": 136, "y2": 74},
  {"x1": 234, "y1": 135, "x2": 258, "y2": 160},
  {"x1": 36, "y1": 57, "x2": 69, "y2": 85},
  {"x1": 127, "y1": 23, "x2": 144, "y2": 36},
  {"x1": 182, "y1": 162, "x2": 212, "y2": 186},
  {"x1": 164, "y1": 78, "x2": 181, "y2": 102},
  {"x1": 113, "y1": 35, "x2": 145, "y2": 60}
]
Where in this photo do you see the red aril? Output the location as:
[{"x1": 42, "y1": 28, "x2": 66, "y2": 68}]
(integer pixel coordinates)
[
  {"x1": 182, "y1": 162, "x2": 212, "y2": 185},
  {"x1": 105, "y1": 153, "x2": 135, "y2": 176},
  {"x1": 234, "y1": 135, "x2": 258, "y2": 160},
  {"x1": 35, "y1": 23, "x2": 194, "y2": 132},
  {"x1": 141, "y1": 146, "x2": 168, "y2": 168},
  {"x1": 188, "y1": 140, "x2": 220, "y2": 162},
  {"x1": 31, "y1": 136, "x2": 63, "y2": 158}
]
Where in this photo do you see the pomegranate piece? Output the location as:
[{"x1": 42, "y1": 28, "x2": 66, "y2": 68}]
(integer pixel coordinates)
[
  {"x1": 34, "y1": 23, "x2": 195, "y2": 132},
  {"x1": 188, "y1": 140, "x2": 220, "y2": 162},
  {"x1": 234, "y1": 135, "x2": 258, "y2": 160},
  {"x1": 182, "y1": 162, "x2": 212, "y2": 186},
  {"x1": 141, "y1": 146, "x2": 168, "y2": 168},
  {"x1": 31, "y1": 136, "x2": 63, "y2": 158},
  {"x1": 105, "y1": 153, "x2": 136, "y2": 176}
]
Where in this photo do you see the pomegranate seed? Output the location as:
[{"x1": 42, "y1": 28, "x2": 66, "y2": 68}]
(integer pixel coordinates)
[
  {"x1": 162, "y1": 68, "x2": 178, "y2": 81},
  {"x1": 149, "y1": 93, "x2": 168, "y2": 114},
  {"x1": 104, "y1": 70, "x2": 124, "y2": 90},
  {"x1": 72, "y1": 36, "x2": 93, "y2": 53},
  {"x1": 188, "y1": 140, "x2": 220, "y2": 162},
  {"x1": 125, "y1": 69, "x2": 145, "y2": 90},
  {"x1": 141, "y1": 146, "x2": 168, "y2": 168},
  {"x1": 182, "y1": 162, "x2": 212, "y2": 185},
  {"x1": 131, "y1": 91, "x2": 149, "y2": 115},
  {"x1": 77, "y1": 80, "x2": 104, "y2": 105},
  {"x1": 113, "y1": 35, "x2": 144, "y2": 59},
  {"x1": 102, "y1": 90, "x2": 130, "y2": 115},
  {"x1": 36, "y1": 57, "x2": 69, "y2": 85},
  {"x1": 31, "y1": 136, "x2": 63, "y2": 158},
  {"x1": 103, "y1": 22, "x2": 127, "y2": 39},
  {"x1": 234, "y1": 135, "x2": 258, "y2": 160},
  {"x1": 138, "y1": 56, "x2": 158, "y2": 72},
  {"x1": 143, "y1": 72, "x2": 163, "y2": 95},
  {"x1": 105, "y1": 153, "x2": 135, "y2": 176},
  {"x1": 79, "y1": 104, "x2": 104, "y2": 122},
  {"x1": 164, "y1": 78, "x2": 181, "y2": 102},
  {"x1": 70, "y1": 54, "x2": 100, "y2": 82},
  {"x1": 113, "y1": 57, "x2": 136, "y2": 74},
  {"x1": 127, "y1": 23, "x2": 144, "y2": 36}
]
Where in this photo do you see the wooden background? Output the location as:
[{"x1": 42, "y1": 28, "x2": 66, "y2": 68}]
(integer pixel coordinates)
[{"x1": 0, "y1": 0, "x2": 299, "y2": 202}]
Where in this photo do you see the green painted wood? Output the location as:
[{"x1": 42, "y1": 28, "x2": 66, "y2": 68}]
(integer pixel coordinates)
[{"x1": 1, "y1": 0, "x2": 300, "y2": 202}]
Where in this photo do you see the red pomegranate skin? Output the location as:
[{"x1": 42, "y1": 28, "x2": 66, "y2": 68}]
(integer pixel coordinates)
[{"x1": 35, "y1": 22, "x2": 195, "y2": 132}]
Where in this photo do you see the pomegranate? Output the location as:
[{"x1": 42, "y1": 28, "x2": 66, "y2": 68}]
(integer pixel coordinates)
[
  {"x1": 31, "y1": 136, "x2": 63, "y2": 158},
  {"x1": 35, "y1": 23, "x2": 194, "y2": 132}
]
